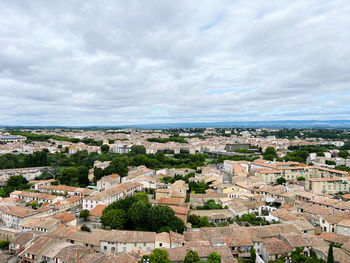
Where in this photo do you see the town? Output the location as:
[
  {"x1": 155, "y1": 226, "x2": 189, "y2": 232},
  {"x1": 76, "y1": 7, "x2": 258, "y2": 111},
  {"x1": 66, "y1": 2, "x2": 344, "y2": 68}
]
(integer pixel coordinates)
[{"x1": 0, "y1": 127, "x2": 349, "y2": 262}]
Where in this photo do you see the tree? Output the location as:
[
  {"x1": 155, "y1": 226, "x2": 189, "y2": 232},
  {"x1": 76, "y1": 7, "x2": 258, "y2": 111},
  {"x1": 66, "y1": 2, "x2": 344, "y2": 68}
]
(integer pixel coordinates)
[
  {"x1": 149, "y1": 205, "x2": 175, "y2": 232},
  {"x1": 128, "y1": 201, "x2": 151, "y2": 230},
  {"x1": 199, "y1": 216, "x2": 210, "y2": 227},
  {"x1": 276, "y1": 177, "x2": 286, "y2": 185},
  {"x1": 297, "y1": 176, "x2": 305, "y2": 181},
  {"x1": 101, "y1": 144, "x2": 110, "y2": 154},
  {"x1": 250, "y1": 248, "x2": 256, "y2": 263},
  {"x1": 109, "y1": 156, "x2": 129, "y2": 177},
  {"x1": 131, "y1": 145, "x2": 146, "y2": 155},
  {"x1": 168, "y1": 216, "x2": 185, "y2": 234},
  {"x1": 338, "y1": 150, "x2": 350, "y2": 159},
  {"x1": 263, "y1": 147, "x2": 277, "y2": 161},
  {"x1": 208, "y1": 251, "x2": 221, "y2": 263},
  {"x1": 134, "y1": 192, "x2": 149, "y2": 203},
  {"x1": 327, "y1": 243, "x2": 334, "y2": 263},
  {"x1": 101, "y1": 209, "x2": 127, "y2": 229},
  {"x1": 188, "y1": 214, "x2": 201, "y2": 227},
  {"x1": 79, "y1": 209, "x2": 90, "y2": 221},
  {"x1": 184, "y1": 249, "x2": 200, "y2": 263},
  {"x1": 148, "y1": 249, "x2": 171, "y2": 263},
  {"x1": 80, "y1": 224, "x2": 91, "y2": 232},
  {"x1": 317, "y1": 152, "x2": 325, "y2": 157}
]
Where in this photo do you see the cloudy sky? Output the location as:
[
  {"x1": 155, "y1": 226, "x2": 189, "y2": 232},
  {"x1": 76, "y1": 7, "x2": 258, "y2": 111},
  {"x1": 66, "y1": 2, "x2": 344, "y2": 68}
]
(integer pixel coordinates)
[{"x1": 1, "y1": 1, "x2": 350, "y2": 126}]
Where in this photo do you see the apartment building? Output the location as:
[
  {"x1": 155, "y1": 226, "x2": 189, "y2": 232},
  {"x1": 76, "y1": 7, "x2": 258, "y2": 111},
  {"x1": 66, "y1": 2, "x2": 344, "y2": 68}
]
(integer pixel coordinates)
[
  {"x1": 305, "y1": 177, "x2": 349, "y2": 195},
  {"x1": 0, "y1": 205, "x2": 39, "y2": 230},
  {"x1": 10, "y1": 190, "x2": 64, "y2": 204},
  {"x1": 0, "y1": 166, "x2": 49, "y2": 186},
  {"x1": 83, "y1": 182, "x2": 142, "y2": 210}
]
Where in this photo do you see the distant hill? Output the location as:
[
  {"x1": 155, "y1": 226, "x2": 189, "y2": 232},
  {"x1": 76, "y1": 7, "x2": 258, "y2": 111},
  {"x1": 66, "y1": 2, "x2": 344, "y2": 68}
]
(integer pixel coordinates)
[{"x1": 2, "y1": 120, "x2": 350, "y2": 129}]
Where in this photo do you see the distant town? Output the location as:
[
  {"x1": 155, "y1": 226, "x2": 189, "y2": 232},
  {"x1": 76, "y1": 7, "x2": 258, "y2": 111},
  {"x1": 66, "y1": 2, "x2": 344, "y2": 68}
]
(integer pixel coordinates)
[{"x1": 0, "y1": 127, "x2": 348, "y2": 262}]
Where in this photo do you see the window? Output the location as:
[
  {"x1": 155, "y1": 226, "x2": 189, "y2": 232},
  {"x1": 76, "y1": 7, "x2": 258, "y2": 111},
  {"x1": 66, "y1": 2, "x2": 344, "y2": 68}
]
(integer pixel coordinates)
[
  {"x1": 123, "y1": 247, "x2": 126, "y2": 252},
  {"x1": 144, "y1": 242, "x2": 146, "y2": 246},
  {"x1": 159, "y1": 243, "x2": 162, "y2": 247},
  {"x1": 104, "y1": 246, "x2": 107, "y2": 251}
]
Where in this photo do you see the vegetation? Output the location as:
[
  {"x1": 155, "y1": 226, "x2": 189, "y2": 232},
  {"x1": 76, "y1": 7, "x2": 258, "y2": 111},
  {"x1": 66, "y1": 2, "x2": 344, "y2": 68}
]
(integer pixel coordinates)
[
  {"x1": 187, "y1": 214, "x2": 213, "y2": 228},
  {"x1": 276, "y1": 177, "x2": 286, "y2": 185},
  {"x1": 79, "y1": 209, "x2": 89, "y2": 221},
  {"x1": 263, "y1": 147, "x2": 278, "y2": 161},
  {"x1": 80, "y1": 224, "x2": 91, "y2": 232},
  {"x1": 208, "y1": 252, "x2": 221, "y2": 263},
  {"x1": 234, "y1": 214, "x2": 271, "y2": 226},
  {"x1": 0, "y1": 175, "x2": 31, "y2": 197},
  {"x1": 325, "y1": 160, "x2": 336, "y2": 165},
  {"x1": 145, "y1": 249, "x2": 171, "y2": 263},
  {"x1": 327, "y1": 243, "x2": 334, "y2": 263},
  {"x1": 184, "y1": 249, "x2": 200, "y2": 263},
  {"x1": 338, "y1": 150, "x2": 350, "y2": 159},
  {"x1": 269, "y1": 248, "x2": 325, "y2": 263},
  {"x1": 0, "y1": 240, "x2": 10, "y2": 249},
  {"x1": 101, "y1": 193, "x2": 185, "y2": 233},
  {"x1": 196, "y1": 199, "x2": 224, "y2": 210},
  {"x1": 147, "y1": 137, "x2": 187, "y2": 144}
]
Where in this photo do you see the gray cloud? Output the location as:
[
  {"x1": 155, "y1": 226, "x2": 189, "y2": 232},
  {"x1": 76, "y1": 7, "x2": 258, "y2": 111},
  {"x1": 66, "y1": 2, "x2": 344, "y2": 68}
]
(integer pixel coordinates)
[{"x1": 0, "y1": 0, "x2": 350, "y2": 125}]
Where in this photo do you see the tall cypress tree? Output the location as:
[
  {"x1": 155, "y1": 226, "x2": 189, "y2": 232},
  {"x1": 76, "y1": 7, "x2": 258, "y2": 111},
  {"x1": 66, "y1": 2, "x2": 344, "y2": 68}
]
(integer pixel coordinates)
[{"x1": 327, "y1": 243, "x2": 334, "y2": 263}]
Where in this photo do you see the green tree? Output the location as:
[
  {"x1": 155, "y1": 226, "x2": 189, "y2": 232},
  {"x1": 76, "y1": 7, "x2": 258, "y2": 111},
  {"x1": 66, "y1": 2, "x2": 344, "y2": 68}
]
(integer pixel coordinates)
[
  {"x1": 184, "y1": 249, "x2": 200, "y2": 263},
  {"x1": 79, "y1": 209, "x2": 90, "y2": 221},
  {"x1": 131, "y1": 145, "x2": 146, "y2": 155},
  {"x1": 149, "y1": 205, "x2": 175, "y2": 232},
  {"x1": 297, "y1": 176, "x2": 305, "y2": 181},
  {"x1": 327, "y1": 243, "x2": 334, "y2": 263},
  {"x1": 338, "y1": 150, "x2": 350, "y2": 159},
  {"x1": 250, "y1": 248, "x2": 256, "y2": 263},
  {"x1": 168, "y1": 216, "x2": 185, "y2": 234},
  {"x1": 317, "y1": 152, "x2": 325, "y2": 157},
  {"x1": 276, "y1": 177, "x2": 286, "y2": 185},
  {"x1": 128, "y1": 201, "x2": 151, "y2": 230},
  {"x1": 109, "y1": 156, "x2": 129, "y2": 177},
  {"x1": 188, "y1": 214, "x2": 201, "y2": 227},
  {"x1": 101, "y1": 144, "x2": 110, "y2": 154},
  {"x1": 80, "y1": 224, "x2": 91, "y2": 232},
  {"x1": 134, "y1": 192, "x2": 149, "y2": 203},
  {"x1": 148, "y1": 249, "x2": 171, "y2": 263},
  {"x1": 263, "y1": 147, "x2": 278, "y2": 161},
  {"x1": 208, "y1": 251, "x2": 221, "y2": 263},
  {"x1": 199, "y1": 216, "x2": 210, "y2": 227},
  {"x1": 101, "y1": 209, "x2": 127, "y2": 229}
]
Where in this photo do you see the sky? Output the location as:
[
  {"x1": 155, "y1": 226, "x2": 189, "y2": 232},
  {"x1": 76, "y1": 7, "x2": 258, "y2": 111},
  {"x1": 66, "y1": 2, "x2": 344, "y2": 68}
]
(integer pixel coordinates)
[{"x1": 1, "y1": 0, "x2": 350, "y2": 126}]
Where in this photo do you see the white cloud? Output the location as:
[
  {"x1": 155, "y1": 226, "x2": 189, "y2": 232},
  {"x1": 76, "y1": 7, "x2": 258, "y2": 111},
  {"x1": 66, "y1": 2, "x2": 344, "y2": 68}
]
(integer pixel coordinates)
[{"x1": 0, "y1": 0, "x2": 349, "y2": 125}]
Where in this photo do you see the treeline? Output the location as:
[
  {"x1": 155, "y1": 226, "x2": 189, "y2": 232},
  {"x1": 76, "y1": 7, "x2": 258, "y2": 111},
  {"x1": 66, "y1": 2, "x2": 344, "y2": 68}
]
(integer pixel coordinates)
[
  {"x1": 0, "y1": 151, "x2": 49, "y2": 169},
  {"x1": 147, "y1": 137, "x2": 187, "y2": 143},
  {"x1": 10, "y1": 131, "x2": 102, "y2": 145},
  {"x1": 101, "y1": 193, "x2": 185, "y2": 233}
]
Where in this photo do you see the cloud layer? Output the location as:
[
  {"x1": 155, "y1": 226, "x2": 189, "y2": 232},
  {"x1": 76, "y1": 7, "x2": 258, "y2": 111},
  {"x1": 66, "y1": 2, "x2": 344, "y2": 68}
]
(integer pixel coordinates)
[{"x1": 1, "y1": 0, "x2": 350, "y2": 125}]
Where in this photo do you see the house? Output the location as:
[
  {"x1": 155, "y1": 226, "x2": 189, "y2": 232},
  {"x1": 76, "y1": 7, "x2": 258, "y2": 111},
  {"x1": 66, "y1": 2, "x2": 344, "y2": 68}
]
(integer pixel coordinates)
[
  {"x1": 97, "y1": 174, "x2": 120, "y2": 191},
  {"x1": 10, "y1": 190, "x2": 64, "y2": 204},
  {"x1": 261, "y1": 237, "x2": 292, "y2": 262},
  {"x1": 54, "y1": 196, "x2": 82, "y2": 213},
  {"x1": 100, "y1": 230, "x2": 156, "y2": 253},
  {"x1": 9, "y1": 231, "x2": 44, "y2": 254},
  {"x1": 83, "y1": 182, "x2": 142, "y2": 210},
  {"x1": 89, "y1": 204, "x2": 107, "y2": 223},
  {"x1": 56, "y1": 212, "x2": 77, "y2": 226},
  {"x1": 336, "y1": 219, "x2": 350, "y2": 237},
  {"x1": 225, "y1": 235, "x2": 253, "y2": 258},
  {"x1": 0, "y1": 205, "x2": 39, "y2": 230},
  {"x1": 20, "y1": 216, "x2": 61, "y2": 233},
  {"x1": 155, "y1": 232, "x2": 171, "y2": 249}
]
